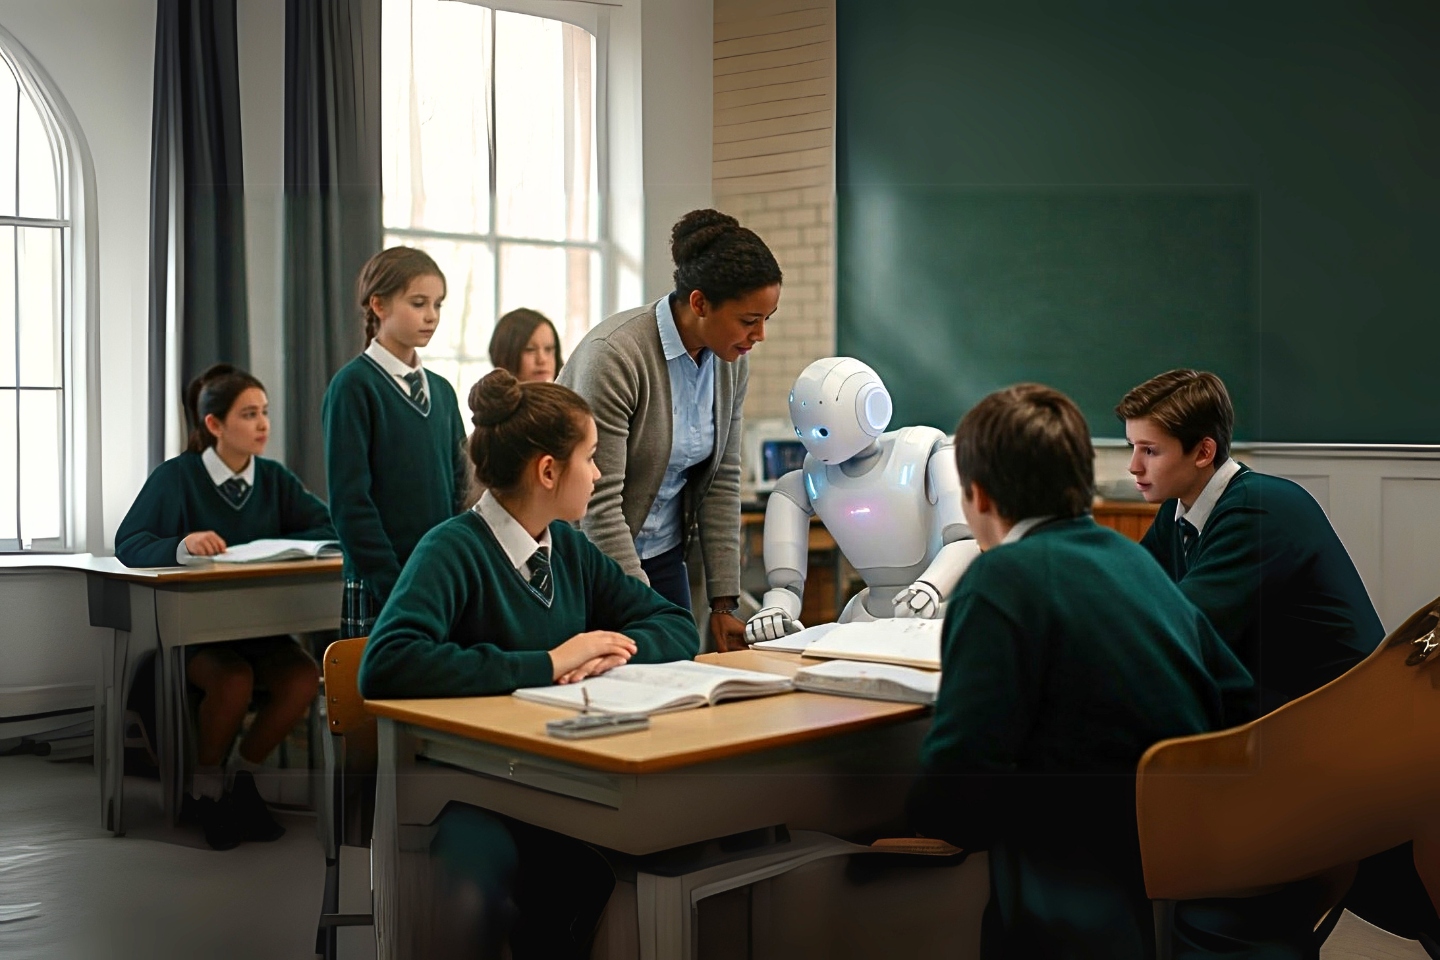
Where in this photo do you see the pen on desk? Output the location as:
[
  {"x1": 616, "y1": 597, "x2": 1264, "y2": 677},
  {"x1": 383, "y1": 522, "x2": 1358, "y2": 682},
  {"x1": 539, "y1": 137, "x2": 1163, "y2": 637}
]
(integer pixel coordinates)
[{"x1": 582, "y1": 687, "x2": 591, "y2": 715}]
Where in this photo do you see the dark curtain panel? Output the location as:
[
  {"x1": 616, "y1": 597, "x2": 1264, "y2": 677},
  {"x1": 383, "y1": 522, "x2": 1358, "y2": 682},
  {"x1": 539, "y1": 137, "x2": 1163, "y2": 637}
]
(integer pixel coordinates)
[
  {"x1": 146, "y1": 0, "x2": 250, "y2": 469},
  {"x1": 283, "y1": 0, "x2": 382, "y2": 491}
]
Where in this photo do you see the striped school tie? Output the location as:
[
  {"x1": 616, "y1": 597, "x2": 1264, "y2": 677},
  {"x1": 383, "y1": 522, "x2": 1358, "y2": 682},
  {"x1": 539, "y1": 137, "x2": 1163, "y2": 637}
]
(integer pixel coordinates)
[
  {"x1": 402, "y1": 370, "x2": 429, "y2": 414},
  {"x1": 1178, "y1": 517, "x2": 1199, "y2": 572},
  {"x1": 527, "y1": 548, "x2": 552, "y2": 601},
  {"x1": 218, "y1": 477, "x2": 250, "y2": 509}
]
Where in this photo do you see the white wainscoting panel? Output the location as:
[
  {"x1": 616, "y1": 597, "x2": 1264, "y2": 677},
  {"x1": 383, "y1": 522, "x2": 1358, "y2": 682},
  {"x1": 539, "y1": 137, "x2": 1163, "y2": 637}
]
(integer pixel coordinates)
[{"x1": 1379, "y1": 478, "x2": 1440, "y2": 631}]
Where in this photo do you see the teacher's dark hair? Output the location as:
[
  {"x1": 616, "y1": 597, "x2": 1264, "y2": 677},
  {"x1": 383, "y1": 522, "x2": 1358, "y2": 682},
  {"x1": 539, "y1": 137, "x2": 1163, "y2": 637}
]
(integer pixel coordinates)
[
  {"x1": 184, "y1": 363, "x2": 265, "y2": 453},
  {"x1": 671, "y1": 209, "x2": 782, "y2": 307}
]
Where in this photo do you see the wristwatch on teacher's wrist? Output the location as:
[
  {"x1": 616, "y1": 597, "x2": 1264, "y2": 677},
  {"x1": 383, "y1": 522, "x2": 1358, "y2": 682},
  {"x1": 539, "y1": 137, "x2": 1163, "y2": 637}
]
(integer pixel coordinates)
[{"x1": 710, "y1": 597, "x2": 739, "y2": 616}]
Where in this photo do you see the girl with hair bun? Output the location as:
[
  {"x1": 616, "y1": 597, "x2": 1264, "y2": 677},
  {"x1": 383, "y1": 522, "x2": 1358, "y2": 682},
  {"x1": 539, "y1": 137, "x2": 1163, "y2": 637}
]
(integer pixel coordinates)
[
  {"x1": 558, "y1": 209, "x2": 782, "y2": 651},
  {"x1": 359, "y1": 368, "x2": 696, "y2": 958},
  {"x1": 114, "y1": 363, "x2": 333, "y2": 850},
  {"x1": 322, "y1": 246, "x2": 470, "y2": 639}
]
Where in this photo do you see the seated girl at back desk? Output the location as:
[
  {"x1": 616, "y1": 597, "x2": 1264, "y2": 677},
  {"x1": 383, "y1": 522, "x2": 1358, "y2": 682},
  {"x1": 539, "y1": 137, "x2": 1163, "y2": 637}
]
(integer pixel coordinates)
[
  {"x1": 358, "y1": 369, "x2": 696, "y2": 958},
  {"x1": 114, "y1": 363, "x2": 333, "y2": 850}
]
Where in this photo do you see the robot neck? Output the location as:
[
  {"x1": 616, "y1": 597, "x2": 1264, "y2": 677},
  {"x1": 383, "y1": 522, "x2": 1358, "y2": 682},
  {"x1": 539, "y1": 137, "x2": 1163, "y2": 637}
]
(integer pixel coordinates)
[{"x1": 839, "y1": 440, "x2": 883, "y2": 478}]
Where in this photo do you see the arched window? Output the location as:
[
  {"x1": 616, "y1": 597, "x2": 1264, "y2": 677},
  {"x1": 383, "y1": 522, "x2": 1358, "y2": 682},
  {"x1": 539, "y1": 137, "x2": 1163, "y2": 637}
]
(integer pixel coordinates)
[
  {"x1": 0, "y1": 31, "x2": 81, "y2": 552},
  {"x1": 381, "y1": 0, "x2": 606, "y2": 405}
]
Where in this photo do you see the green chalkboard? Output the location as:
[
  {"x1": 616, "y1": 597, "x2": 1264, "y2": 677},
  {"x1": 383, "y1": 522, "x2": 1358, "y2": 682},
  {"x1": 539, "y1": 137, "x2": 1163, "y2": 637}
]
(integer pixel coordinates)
[{"x1": 836, "y1": 1, "x2": 1439, "y2": 443}]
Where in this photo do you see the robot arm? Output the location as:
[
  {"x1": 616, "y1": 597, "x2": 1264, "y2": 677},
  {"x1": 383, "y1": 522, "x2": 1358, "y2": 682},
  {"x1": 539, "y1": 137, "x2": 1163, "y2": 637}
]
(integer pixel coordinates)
[
  {"x1": 745, "y1": 470, "x2": 813, "y2": 642},
  {"x1": 894, "y1": 439, "x2": 980, "y2": 619}
]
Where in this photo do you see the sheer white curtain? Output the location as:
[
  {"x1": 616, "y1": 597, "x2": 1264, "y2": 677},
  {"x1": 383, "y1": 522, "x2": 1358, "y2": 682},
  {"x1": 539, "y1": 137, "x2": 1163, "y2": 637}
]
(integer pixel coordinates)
[{"x1": 381, "y1": 0, "x2": 600, "y2": 408}]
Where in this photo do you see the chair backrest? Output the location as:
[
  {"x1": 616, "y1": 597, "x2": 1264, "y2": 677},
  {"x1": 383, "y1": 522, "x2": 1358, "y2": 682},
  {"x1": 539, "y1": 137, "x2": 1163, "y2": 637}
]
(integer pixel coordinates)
[
  {"x1": 323, "y1": 637, "x2": 371, "y2": 737},
  {"x1": 1136, "y1": 595, "x2": 1440, "y2": 904}
]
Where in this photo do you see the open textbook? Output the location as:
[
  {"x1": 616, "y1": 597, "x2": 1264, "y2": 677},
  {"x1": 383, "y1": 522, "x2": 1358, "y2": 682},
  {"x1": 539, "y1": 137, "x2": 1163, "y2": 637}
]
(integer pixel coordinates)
[
  {"x1": 211, "y1": 539, "x2": 342, "y2": 564},
  {"x1": 754, "y1": 618, "x2": 942, "y2": 670},
  {"x1": 513, "y1": 660, "x2": 793, "y2": 716},
  {"x1": 792, "y1": 659, "x2": 940, "y2": 705}
]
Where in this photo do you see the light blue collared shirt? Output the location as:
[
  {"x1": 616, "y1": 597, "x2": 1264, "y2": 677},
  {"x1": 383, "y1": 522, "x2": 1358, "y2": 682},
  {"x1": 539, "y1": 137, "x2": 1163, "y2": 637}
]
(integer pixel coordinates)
[{"x1": 634, "y1": 295, "x2": 716, "y2": 560}]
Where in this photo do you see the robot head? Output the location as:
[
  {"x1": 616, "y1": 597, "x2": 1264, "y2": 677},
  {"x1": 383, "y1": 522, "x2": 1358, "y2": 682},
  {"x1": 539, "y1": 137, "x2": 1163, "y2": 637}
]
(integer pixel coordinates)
[{"x1": 787, "y1": 357, "x2": 893, "y2": 464}]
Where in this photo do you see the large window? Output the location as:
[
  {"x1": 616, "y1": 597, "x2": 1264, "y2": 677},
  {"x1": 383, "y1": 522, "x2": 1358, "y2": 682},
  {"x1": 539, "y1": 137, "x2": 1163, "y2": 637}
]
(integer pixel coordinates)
[
  {"x1": 381, "y1": 0, "x2": 605, "y2": 406},
  {"x1": 0, "y1": 42, "x2": 71, "y2": 552}
]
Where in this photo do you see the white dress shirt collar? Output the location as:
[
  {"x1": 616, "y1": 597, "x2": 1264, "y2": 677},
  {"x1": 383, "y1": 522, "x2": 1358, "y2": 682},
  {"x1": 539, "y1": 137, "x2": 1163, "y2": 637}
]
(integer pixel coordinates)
[
  {"x1": 474, "y1": 490, "x2": 553, "y2": 574},
  {"x1": 365, "y1": 338, "x2": 423, "y2": 376},
  {"x1": 1001, "y1": 515, "x2": 1055, "y2": 545},
  {"x1": 201, "y1": 445, "x2": 255, "y2": 487},
  {"x1": 1175, "y1": 457, "x2": 1242, "y2": 535}
]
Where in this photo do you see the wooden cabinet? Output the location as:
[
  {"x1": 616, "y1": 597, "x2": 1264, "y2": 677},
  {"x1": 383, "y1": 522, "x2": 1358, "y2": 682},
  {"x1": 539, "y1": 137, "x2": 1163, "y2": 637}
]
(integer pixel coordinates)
[{"x1": 1092, "y1": 499, "x2": 1160, "y2": 542}]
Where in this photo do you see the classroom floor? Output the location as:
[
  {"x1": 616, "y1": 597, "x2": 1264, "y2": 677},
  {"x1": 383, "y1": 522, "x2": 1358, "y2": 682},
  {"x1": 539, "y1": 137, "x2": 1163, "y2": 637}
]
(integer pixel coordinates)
[{"x1": 0, "y1": 752, "x2": 1429, "y2": 960}]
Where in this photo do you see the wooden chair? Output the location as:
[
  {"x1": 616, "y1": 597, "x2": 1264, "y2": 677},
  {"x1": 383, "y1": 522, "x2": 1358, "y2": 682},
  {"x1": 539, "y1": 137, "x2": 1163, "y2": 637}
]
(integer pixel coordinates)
[
  {"x1": 316, "y1": 637, "x2": 377, "y2": 960},
  {"x1": 1137, "y1": 595, "x2": 1440, "y2": 958}
]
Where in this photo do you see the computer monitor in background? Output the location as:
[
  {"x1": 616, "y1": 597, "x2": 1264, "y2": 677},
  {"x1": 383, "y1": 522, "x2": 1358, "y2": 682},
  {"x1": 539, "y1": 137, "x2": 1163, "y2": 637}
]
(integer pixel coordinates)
[{"x1": 743, "y1": 418, "x2": 808, "y2": 500}]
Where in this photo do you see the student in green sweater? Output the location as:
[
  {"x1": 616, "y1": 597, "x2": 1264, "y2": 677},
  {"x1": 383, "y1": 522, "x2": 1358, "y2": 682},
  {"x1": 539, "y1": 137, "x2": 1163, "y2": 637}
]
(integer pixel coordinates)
[
  {"x1": 360, "y1": 368, "x2": 697, "y2": 958},
  {"x1": 323, "y1": 247, "x2": 469, "y2": 639},
  {"x1": 1118, "y1": 369, "x2": 1436, "y2": 957},
  {"x1": 115, "y1": 364, "x2": 332, "y2": 850},
  {"x1": 909, "y1": 384, "x2": 1251, "y2": 960}
]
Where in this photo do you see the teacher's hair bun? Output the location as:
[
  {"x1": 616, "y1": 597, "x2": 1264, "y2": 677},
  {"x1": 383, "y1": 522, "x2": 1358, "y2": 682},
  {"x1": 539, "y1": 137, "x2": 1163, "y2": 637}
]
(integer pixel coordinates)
[
  {"x1": 469, "y1": 368, "x2": 524, "y2": 427},
  {"x1": 671, "y1": 209, "x2": 740, "y2": 266}
]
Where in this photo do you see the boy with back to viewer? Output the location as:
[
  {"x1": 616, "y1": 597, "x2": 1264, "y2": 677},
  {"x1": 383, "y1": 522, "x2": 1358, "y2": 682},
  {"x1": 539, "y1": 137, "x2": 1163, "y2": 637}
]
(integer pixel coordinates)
[{"x1": 909, "y1": 383, "x2": 1251, "y2": 959}]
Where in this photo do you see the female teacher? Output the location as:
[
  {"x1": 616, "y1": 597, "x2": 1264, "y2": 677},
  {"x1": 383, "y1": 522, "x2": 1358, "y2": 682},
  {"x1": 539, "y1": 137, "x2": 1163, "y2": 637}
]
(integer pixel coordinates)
[{"x1": 559, "y1": 209, "x2": 782, "y2": 652}]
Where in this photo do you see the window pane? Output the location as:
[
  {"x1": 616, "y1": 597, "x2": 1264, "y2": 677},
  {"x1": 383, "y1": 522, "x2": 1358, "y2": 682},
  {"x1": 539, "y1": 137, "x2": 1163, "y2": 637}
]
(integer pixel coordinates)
[
  {"x1": 0, "y1": 227, "x2": 13, "y2": 387},
  {"x1": 16, "y1": 79, "x2": 58, "y2": 220},
  {"x1": 18, "y1": 387, "x2": 60, "y2": 543},
  {"x1": 382, "y1": 0, "x2": 492, "y2": 234},
  {"x1": 385, "y1": 233, "x2": 495, "y2": 365},
  {"x1": 17, "y1": 226, "x2": 60, "y2": 386},
  {"x1": 495, "y1": 13, "x2": 596, "y2": 242},
  {"x1": 0, "y1": 66, "x2": 17, "y2": 219},
  {"x1": 0, "y1": 388, "x2": 14, "y2": 540},
  {"x1": 499, "y1": 243, "x2": 601, "y2": 355}
]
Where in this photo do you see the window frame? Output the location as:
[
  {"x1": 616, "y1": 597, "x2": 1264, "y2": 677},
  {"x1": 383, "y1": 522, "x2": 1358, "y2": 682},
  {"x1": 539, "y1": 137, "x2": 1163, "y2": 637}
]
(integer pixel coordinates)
[
  {"x1": 381, "y1": 0, "x2": 615, "y2": 393},
  {"x1": 0, "y1": 25, "x2": 97, "y2": 555}
]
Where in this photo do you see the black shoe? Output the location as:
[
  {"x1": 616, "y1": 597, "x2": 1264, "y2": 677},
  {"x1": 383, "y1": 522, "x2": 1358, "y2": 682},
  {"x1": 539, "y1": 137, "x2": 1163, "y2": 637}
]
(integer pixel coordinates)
[
  {"x1": 183, "y1": 793, "x2": 243, "y2": 851},
  {"x1": 229, "y1": 770, "x2": 286, "y2": 842}
]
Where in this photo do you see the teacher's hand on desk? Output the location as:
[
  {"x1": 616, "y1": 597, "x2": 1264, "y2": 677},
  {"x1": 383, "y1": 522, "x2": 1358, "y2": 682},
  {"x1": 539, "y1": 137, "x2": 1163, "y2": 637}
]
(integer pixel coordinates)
[{"x1": 709, "y1": 597, "x2": 749, "y2": 652}]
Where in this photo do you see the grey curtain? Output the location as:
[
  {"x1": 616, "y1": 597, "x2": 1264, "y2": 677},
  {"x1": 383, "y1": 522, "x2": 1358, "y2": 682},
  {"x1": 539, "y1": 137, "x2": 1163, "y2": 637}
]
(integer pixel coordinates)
[
  {"x1": 283, "y1": 0, "x2": 382, "y2": 491},
  {"x1": 147, "y1": 0, "x2": 250, "y2": 469}
]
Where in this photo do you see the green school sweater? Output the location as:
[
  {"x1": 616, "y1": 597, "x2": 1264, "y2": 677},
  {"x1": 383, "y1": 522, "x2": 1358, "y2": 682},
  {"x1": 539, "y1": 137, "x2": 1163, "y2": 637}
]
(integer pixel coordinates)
[
  {"x1": 913, "y1": 517, "x2": 1252, "y2": 959},
  {"x1": 358, "y1": 511, "x2": 700, "y2": 699},
  {"x1": 114, "y1": 452, "x2": 334, "y2": 568},
  {"x1": 322, "y1": 355, "x2": 469, "y2": 604},
  {"x1": 1141, "y1": 464, "x2": 1383, "y2": 713}
]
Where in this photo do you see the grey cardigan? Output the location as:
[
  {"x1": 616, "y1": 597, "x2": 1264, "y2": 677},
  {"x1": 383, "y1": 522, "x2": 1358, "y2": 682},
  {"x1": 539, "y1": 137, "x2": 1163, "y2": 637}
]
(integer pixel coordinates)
[{"x1": 557, "y1": 301, "x2": 746, "y2": 600}]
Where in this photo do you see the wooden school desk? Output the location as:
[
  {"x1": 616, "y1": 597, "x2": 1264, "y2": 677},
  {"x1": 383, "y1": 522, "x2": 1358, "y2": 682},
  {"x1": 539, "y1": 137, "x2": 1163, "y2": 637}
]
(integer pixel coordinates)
[
  {"x1": 0, "y1": 554, "x2": 343, "y2": 833},
  {"x1": 365, "y1": 650, "x2": 932, "y2": 960}
]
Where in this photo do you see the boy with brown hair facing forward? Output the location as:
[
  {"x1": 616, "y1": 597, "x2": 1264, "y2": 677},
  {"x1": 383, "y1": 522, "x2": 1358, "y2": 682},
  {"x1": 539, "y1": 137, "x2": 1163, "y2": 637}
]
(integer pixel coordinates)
[{"x1": 910, "y1": 383, "x2": 1250, "y2": 958}]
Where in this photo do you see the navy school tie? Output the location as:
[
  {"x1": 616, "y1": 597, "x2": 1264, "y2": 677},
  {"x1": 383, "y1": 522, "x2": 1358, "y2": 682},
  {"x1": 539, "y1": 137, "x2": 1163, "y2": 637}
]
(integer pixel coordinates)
[
  {"x1": 527, "y1": 548, "x2": 552, "y2": 601},
  {"x1": 1179, "y1": 517, "x2": 1199, "y2": 569},
  {"x1": 402, "y1": 370, "x2": 429, "y2": 414},
  {"x1": 219, "y1": 477, "x2": 250, "y2": 509}
]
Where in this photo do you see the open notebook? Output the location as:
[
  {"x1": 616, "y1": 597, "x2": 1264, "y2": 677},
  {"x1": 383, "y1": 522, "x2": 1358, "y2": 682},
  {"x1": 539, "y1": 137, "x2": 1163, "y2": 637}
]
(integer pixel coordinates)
[
  {"x1": 513, "y1": 661, "x2": 793, "y2": 716},
  {"x1": 211, "y1": 539, "x2": 342, "y2": 564},
  {"x1": 793, "y1": 659, "x2": 940, "y2": 705},
  {"x1": 755, "y1": 618, "x2": 942, "y2": 670}
]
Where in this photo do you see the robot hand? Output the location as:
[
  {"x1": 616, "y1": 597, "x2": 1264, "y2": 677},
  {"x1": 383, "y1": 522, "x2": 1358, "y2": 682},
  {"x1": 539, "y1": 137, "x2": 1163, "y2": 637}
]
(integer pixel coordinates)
[
  {"x1": 745, "y1": 590, "x2": 805, "y2": 643},
  {"x1": 892, "y1": 580, "x2": 943, "y2": 619}
]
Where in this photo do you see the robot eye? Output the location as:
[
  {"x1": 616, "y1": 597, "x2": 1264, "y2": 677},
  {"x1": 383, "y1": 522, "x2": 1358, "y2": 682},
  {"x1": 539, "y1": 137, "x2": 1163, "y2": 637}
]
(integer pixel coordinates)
[
  {"x1": 817, "y1": 427, "x2": 830, "y2": 438},
  {"x1": 794, "y1": 426, "x2": 801, "y2": 437}
]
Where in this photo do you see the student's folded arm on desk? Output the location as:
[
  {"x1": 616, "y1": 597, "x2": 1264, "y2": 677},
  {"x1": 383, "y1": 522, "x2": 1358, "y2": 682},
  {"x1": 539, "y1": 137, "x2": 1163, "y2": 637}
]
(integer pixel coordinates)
[
  {"x1": 275, "y1": 465, "x2": 337, "y2": 541},
  {"x1": 583, "y1": 537, "x2": 700, "y2": 663},
  {"x1": 323, "y1": 387, "x2": 402, "y2": 601},
  {"x1": 113, "y1": 466, "x2": 187, "y2": 568},
  {"x1": 568, "y1": 340, "x2": 647, "y2": 582},
  {"x1": 910, "y1": 579, "x2": 1038, "y2": 850},
  {"x1": 357, "y1": 540, "x2": 552, "y2": 700}
]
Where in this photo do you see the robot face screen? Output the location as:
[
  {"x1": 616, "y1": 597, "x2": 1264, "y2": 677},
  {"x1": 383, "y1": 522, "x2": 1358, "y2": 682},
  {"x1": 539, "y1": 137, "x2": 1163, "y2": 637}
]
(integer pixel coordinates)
[{"x1": 788, "y1": 357, "x2": 894, "y2": 464}]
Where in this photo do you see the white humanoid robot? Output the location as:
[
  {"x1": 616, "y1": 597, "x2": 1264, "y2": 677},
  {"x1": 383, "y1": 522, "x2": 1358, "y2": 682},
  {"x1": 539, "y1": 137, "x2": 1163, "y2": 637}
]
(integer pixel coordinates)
[{"x1": 745, "y1": 357, "x2": 982, "y2": 642}]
